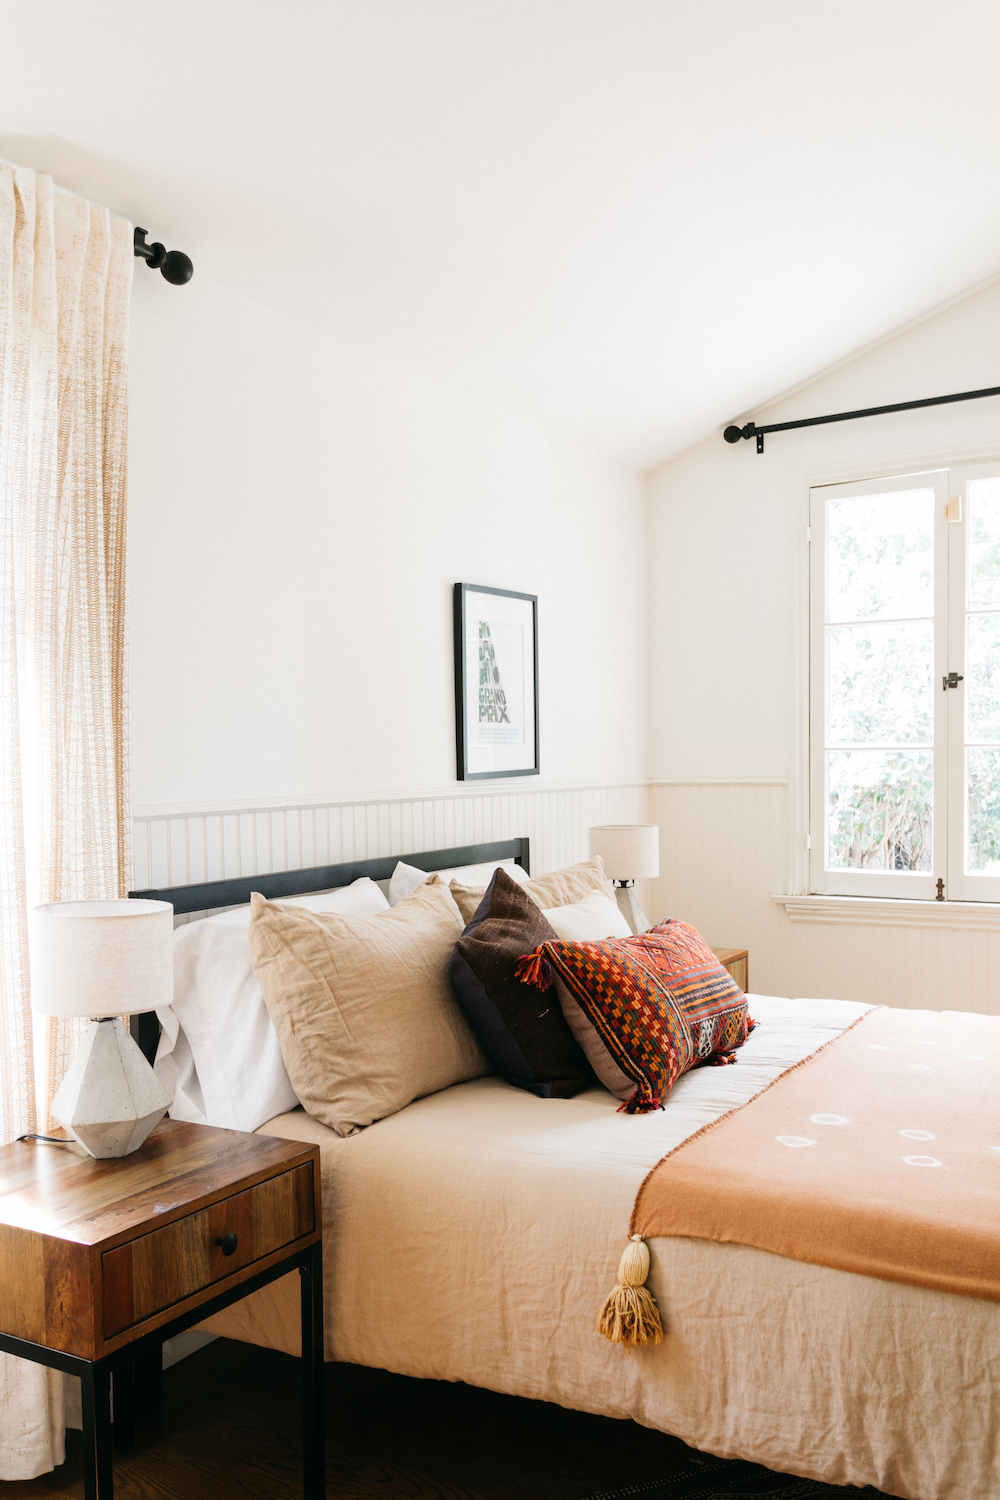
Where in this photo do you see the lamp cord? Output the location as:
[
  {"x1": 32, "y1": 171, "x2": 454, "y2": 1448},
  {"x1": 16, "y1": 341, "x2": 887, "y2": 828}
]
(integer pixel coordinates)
[{"x1": 17, "y1": 1133, "x2": 74, "y2": 1145}]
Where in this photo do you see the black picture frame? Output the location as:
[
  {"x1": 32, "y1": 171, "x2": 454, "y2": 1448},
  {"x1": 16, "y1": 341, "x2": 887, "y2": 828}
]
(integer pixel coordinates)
[{"x1": 454, "y1": 582, "x2": 540, "y2": 781}]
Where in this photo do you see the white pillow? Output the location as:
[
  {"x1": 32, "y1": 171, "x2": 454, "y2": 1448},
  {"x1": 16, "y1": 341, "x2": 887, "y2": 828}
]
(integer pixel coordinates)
[
  {"x1": 154, "y1": 876, "x2": 390, "y2": 1132},
  {"x1": 542, "y1": 888, "x2": 633, "y2": 941},
  {"x1": 387, "y1": 858, "x2": 530, "y2": 906}
]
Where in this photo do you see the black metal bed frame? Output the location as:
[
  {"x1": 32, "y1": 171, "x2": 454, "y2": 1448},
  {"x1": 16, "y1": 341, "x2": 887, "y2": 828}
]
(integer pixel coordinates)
[
  {"x1": 72, "y1": 835, "x2": 531, "y2": 1495},
  {"x1": 128, "y1": 836, "x2": 531, "y2": 1064}
]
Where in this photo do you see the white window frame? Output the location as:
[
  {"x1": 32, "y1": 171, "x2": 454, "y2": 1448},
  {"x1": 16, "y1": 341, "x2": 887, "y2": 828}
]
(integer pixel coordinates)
[
  {"x1": 809, "y1": 469, "x2": 948, "y2": 899},
  {"x1": 946, "y1": 462, "x2": 1000, "y2": 902},
  {"x1": 806, "y1": 458, "x2": 1000, "y2": 905}
]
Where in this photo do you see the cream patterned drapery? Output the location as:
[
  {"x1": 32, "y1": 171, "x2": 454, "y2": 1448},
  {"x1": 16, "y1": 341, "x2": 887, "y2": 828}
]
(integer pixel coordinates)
[{"x1": 0, "y1": 161, "x2": 132, "y2": 1479}]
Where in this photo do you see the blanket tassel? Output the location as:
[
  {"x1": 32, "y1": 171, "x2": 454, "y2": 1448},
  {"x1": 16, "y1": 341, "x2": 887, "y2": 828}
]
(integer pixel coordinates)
[{"x1": 596, "y1": 1235, "x2": 664, "y2": 1352}]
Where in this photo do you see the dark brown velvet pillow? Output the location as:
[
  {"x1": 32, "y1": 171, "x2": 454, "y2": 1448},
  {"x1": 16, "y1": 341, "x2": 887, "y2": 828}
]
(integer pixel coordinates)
[{"x1": 449, "y1": 868, "x2": 593, "y2": 1098}]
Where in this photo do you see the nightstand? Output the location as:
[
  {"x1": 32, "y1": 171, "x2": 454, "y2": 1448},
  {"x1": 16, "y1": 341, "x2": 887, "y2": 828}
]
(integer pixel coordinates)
[
  {"x1": 0, "y1": 1119, "x2": 323, "y2": 1500},
  {"x1": 712, "y1": 947, "x2": 749, "y2": 992}
]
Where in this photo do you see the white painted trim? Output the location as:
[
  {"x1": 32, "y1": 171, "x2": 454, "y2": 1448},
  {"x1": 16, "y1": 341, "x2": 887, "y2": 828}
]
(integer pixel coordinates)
[
  {"x1": 648, "y1": 777, "x2": 788, "y2": 787},
  {"x1": 773, "y1": 893, "x2": 1000, "y2": 931},
  {"x1": 133, "y1": 776, "x2": 651, "y2": 820},
  {"x1": 788, "y1": 486, "x2": 811, "y2": 896},
  {"x1": 799, "y1": 442, "x2": 1000, "y2": 490}
]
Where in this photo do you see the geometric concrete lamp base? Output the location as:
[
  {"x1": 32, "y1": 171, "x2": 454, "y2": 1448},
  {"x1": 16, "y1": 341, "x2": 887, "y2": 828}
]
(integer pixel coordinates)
[
  {"x1": 50, "y1": 1018, "x2": 171, "y2": 1158},
  {"x1": 614, "y1": 882, "x2": 651, "y2": 935}
]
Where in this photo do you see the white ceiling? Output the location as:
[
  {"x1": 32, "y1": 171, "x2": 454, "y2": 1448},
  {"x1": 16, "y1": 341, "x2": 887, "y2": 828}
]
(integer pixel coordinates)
[{"x1": 4, "y1": 0, "x2": 1000, "y2": 469}]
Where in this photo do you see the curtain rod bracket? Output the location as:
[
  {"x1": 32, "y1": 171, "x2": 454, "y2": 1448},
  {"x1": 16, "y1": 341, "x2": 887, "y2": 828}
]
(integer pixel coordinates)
[{"x1": 133, "y1": 228, "x2": 193, "y2": 285}]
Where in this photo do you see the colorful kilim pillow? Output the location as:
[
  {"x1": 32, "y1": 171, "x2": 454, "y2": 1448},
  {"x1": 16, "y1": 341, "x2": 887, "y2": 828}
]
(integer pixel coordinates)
[{"x1": 515, "y1": 919, "x2": 755, "y2": 1114}]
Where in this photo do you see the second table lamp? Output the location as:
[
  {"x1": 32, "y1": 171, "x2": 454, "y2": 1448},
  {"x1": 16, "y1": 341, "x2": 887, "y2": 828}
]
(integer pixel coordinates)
[{"x1": 588, "y1": 824, "x2": 660, "y2": 933}]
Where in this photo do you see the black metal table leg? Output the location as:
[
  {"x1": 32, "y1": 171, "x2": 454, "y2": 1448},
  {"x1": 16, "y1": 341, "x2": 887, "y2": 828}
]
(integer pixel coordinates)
[
  {"x1": 299, "y1": 1241, "x2": 325, "y2": 1500},
  {"x1": 81, "y1": 1362, "x2": 114, "y2": 1500},
  {"x1": 132, "y1": 1338, "x2": 163, "y2": 1412},
  {"x1": 0, "y1": 1240, "x2": 320, "y2": 1500},
  {"x1": 113, "y1": 1355, "x2": 134, "y2": 1450},
  {"x1": 80, "y1": 1367, "x2": 97, "y2": 1500}
]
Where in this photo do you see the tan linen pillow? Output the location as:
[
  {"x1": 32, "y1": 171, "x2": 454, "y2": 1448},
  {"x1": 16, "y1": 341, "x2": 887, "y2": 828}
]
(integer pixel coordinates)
[
  {"x1": 450, "y1": 856, "x2": 614, "y2": 925},
  {"x1": 248, "y1": 876, "x2": 489, "y2": 1137}
]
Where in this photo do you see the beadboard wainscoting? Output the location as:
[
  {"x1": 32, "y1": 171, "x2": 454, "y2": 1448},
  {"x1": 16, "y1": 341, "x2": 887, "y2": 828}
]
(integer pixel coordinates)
[
  {"x1": 649, "y1": 780, "x2": 1000, "y2": 1015},
  {"x1": 133, "y1": 780, "x2": 653, "y2": 904},
  {"x1": 135, "y1": 779, "x2": 1000, "y2": 1012}
]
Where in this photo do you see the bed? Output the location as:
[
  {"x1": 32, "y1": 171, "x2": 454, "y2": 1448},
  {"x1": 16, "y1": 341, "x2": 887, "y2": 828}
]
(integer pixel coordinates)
[{"x1": 131, "y1": 839, "x2": 1000, "y2": 1500}]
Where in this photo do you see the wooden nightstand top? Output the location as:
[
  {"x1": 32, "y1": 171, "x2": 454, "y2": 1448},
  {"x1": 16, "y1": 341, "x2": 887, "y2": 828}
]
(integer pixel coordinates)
[
  {"x1": 0, "y1": 1119, "x2": 315, "y2": 1247},
  {"x1": 710, "y1": 946, "x2": 748, "y2": 968},
  {"x1": 0, "y1": 1119, "x2": 321, "y2": 1361}
]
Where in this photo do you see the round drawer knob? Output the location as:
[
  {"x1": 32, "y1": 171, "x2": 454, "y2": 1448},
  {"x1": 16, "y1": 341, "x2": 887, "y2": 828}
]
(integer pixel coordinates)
[{"x1": 216, "y1": 1232, "x2": 238, "y2": 1256}]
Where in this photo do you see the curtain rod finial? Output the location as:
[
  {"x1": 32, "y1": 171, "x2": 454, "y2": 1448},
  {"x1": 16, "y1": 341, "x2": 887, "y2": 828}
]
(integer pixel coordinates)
[
  {"x1": 160, "y1": 250, "x2": 193, "y2": 285},
  {"x1": 134, "y1": 227, "x2": 193, "y2": 285}
]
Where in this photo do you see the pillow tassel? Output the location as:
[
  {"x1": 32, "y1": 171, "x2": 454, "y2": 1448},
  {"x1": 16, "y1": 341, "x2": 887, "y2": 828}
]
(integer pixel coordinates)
[
  {"x1": 514, "y1": 946, "x2": 554, "y2": 991},
  {"x1": 617, "y1": 1091, "x2": 663, "y2": 1115},
  {"x1": 596, "y1": 1235, "x2": 664, "y2": 1352}
]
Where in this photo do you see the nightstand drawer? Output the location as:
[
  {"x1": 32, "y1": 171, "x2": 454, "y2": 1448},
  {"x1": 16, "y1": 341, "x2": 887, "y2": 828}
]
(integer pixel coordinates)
[{"x1": 103, "y1": 1163, "x2": 314, "y2": 1337}]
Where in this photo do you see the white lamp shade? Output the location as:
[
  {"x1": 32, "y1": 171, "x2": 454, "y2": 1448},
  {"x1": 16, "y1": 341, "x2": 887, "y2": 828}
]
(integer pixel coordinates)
[
  {"x1": 589, "y1": 825, "x2": 660, "y2": 881},
  {"x1": 29, "y1": 899, "x2": 173, "y2": 1018}
]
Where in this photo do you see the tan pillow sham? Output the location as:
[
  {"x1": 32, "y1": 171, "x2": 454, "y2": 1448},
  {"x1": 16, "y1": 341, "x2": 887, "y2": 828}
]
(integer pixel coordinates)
[
  {"x1": 450, "y1": 856, "x2": 614, "y2": 925},
  {"x1": 248, "y1": 876, "x2": 489, "y2": 1137}
]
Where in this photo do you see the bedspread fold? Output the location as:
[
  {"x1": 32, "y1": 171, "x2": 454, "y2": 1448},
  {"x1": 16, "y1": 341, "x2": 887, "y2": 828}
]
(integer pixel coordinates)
[{"x1": 633, "y1": 1005, "x2": 1000, "y2": 1300}]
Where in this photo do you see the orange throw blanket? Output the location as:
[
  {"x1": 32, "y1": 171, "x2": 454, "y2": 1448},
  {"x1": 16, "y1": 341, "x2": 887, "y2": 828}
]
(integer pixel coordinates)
[{"x1": 632, "y1": 1005, "x2": 1000, "y2": 1302}]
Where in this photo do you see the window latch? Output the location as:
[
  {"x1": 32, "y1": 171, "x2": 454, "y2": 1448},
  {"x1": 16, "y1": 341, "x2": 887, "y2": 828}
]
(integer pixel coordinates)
[
  {"x1": 943, "y1": 672, "x2": 964, "y2": 691},
  {"x1": 936, "y1": 878, "x2": 945, "y2": 901}
]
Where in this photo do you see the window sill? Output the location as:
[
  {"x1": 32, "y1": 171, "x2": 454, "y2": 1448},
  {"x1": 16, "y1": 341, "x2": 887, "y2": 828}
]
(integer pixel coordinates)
[{"x1": 772, "y1": 894, "x2": 1000, "y2": 931}]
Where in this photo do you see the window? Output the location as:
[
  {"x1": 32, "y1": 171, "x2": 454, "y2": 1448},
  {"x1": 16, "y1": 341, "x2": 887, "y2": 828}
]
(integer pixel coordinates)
[{"x1": 809, "y1": 463, "x2": 1000, "y2": 902}]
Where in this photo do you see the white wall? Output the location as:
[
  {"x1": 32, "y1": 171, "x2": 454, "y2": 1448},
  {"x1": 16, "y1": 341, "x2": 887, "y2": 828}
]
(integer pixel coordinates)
[
  {"x1": 646, "y1": 278, "x2": 1000, "y2": 1011},
  {"x1": 127, "y1": 271, "x2": 646, "y2": 840}
]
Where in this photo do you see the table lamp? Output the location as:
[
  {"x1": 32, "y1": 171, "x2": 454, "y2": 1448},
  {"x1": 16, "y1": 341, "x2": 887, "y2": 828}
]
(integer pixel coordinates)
[
  {"x1": 588, "y1": 825, "x2": 660, "y2": 934},
  {"x1": 29, "y1": 898, "x2": 174, "y2": 1158}
]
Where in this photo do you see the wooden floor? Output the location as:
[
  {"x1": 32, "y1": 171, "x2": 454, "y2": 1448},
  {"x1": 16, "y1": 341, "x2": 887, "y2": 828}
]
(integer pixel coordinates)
[{"x1": 6, "y1": 1337, "x2": 695, "y2": 1500}]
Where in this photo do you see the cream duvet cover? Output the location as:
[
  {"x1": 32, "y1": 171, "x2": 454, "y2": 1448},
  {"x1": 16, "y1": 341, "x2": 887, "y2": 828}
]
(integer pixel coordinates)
[{"x1": 204, "y1": 995, "x2": 1000, "y2": 1500}]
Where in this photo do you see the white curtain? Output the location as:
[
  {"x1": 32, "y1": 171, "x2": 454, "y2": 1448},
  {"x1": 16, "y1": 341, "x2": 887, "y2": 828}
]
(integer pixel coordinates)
[{"x1": 0, "y1": 161, "x2": 132, "y2": 1479}]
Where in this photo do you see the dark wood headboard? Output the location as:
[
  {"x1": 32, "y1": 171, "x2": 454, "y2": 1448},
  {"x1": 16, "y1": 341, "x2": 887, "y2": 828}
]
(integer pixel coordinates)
[{"x1": 127, "y1": 836, "x2": 530, "y2": 1065}]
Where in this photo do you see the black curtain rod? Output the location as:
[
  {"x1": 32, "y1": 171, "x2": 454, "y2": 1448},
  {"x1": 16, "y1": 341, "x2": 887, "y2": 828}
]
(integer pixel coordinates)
[{"x1": 724, "y1": 382, "x2": 1000, "y2": 453}]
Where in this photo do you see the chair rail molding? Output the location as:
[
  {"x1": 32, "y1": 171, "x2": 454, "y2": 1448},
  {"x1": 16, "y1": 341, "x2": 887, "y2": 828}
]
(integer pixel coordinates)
[{"x1": 647, "y1": 777, "x2": 788, "y2": 787}]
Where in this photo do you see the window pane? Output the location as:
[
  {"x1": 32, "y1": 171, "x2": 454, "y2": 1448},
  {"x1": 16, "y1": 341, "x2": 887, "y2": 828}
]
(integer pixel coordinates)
[
  {"x1": 827, "y1": 490, "x2": 934, "y2": 623},
  {"x1": 967, "y1": 748, "x2": 1000, "y2": 872},
  {"x1": 827, "y1": 621, "x2": 933, "y2": 746},
  {"x1": 966, "y1": 612, "x2": 1000, "y2": 743},
  {"x1": 827, "y1": 750, "x2": 932, "y2": 871},
  {"x1": 967, "y1": 476, "x2": 1000, "y2": 610}
]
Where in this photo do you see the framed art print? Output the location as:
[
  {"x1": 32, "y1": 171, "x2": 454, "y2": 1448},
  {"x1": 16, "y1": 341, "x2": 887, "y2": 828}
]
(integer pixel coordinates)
[{"x1": 454, "y1": 583, "x2": 539, "y2": 780}]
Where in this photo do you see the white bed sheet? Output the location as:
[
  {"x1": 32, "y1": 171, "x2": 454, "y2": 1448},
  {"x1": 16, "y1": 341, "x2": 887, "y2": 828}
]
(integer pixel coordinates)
[{"x1": 204, "y1": 995, "x2": 1000, "y2": 1500}]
